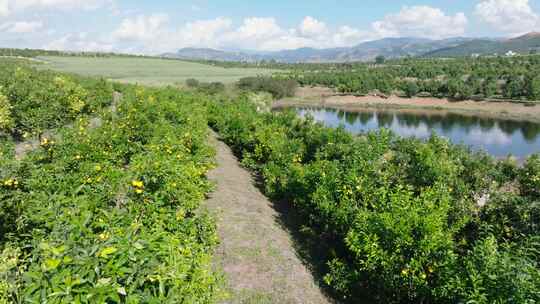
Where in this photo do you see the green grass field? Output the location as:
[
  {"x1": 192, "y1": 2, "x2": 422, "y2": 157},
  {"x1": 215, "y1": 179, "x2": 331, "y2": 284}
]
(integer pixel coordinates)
[{"x1": 36, "y1": 56, "x2": 275, "y2": 86}]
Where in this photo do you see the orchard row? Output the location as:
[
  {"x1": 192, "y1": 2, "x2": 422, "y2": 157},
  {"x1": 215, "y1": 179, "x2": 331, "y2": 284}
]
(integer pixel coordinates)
[
  {"x1": 208, "y1": 97, "x2": 539, "y2": 303},
  {"x1": 0, "y1": 61, "x2": 222, "y2": 303}
]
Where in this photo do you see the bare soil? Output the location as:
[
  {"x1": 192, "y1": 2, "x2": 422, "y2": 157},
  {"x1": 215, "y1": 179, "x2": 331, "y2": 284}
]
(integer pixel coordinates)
[
  {"x1": 205, "y1": 131, "x2": 332, "y2": 304},
  {"x1": 275, "y1": 87, "x2": 540, "y2": 123}
]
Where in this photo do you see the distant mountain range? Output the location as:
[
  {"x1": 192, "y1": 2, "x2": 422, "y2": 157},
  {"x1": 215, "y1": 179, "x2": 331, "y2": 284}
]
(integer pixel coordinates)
[
  {"x1": 424, "y1": 32, "x2": 540, "y2": 57},
  {"x1": 162, "y1": 32, "x2": 540, "y2": 63}
]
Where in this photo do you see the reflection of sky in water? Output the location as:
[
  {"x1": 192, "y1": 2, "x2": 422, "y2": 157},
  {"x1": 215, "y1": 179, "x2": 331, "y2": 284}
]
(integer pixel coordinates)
[{"x1": 296, "y1": 108, "x2": 540, "y2": 159}]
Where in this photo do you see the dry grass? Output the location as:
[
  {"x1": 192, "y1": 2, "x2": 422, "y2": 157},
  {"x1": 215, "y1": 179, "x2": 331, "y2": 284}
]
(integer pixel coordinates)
[{"x1": 205, "y1": 131, "x2": 333, "y2": 304}]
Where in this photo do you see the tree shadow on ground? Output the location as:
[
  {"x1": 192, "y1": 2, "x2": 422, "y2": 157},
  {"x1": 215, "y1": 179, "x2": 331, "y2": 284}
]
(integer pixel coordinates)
[
  {"x1": 211, "y1": 129, "x2": 373, "y2": 304},
  {"x1": 250, "y1": 174, "x2": 373, "y2": 304}
]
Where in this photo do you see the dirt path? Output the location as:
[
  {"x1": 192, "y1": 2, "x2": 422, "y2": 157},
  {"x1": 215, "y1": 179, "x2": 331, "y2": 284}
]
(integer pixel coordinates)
[{"x1": 206, "y1": 131, "x2": 332, "y2": 304}]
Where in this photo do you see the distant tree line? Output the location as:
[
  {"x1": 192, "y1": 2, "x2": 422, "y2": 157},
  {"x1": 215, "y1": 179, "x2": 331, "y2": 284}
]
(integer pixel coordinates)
[
  {"x1": 0, "y1": 48, "x2": 171, "y2": 60},
  {"x1": 0, "y1": 48, "x2": 66, "y2": 58},
  {"x1": 184, "y1": 59, "x2": 375, "y2": 71},
  {"x1": 281, "y1": 55, "x2": 540, "y2": 101}
]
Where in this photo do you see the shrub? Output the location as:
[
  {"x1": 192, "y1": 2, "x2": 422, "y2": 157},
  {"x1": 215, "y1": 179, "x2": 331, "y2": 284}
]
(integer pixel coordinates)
[
  {"x1": 0, "y1": 71, "x2": 221, "y2": 302},
  {"x1": 479, "y1": 194, "x2": 540, "y2": 243},
  {"x1": 519, "y1": 155, "x2": 540, "y2": 199},
  {"x1": 333, "y1": 185, "x2": 458, "y2": 302},
  {"x1": 0, "y1": 90, "x2": 14, "y2": 133},
  {"x1": 199, "y1": 82, "x2": 225, "y2": 94},
  {"x1": 208, "y1": 97, "x2": 539, "y2": 303},
  {"x1": 54, "y1": 76, "x2": 89, "y2": 114},
  {"x1": 0, "y1": 63, "x2": 113, "y2": 137},
  {"x1": 237, "y1": 76, "x2": 297, "y2": 99},
  {"x1": 447, "y1": 236, "x2": 540, "y2": 304},
  {"x1": 185, "y1": 78, "x2": 200, "y2": 88},
  {"x1": 403, "y1": 81, "x2": 419, "y2": 98}
]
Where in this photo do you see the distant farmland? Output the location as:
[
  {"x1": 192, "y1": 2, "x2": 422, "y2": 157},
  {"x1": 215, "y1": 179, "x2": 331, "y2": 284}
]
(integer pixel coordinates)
[{"x1": 36, "y1": 56, "x2": 275, "y2": 86}]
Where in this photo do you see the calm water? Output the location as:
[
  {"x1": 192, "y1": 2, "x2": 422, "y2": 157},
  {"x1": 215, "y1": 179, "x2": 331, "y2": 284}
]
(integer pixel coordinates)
[{"x1": 294, "y1": 107, "x2": 540, "y2": 159}]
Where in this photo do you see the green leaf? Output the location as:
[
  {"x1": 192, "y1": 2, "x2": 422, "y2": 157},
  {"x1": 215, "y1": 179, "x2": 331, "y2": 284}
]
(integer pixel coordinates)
[
  {"x1": 97, "y1": 277, "x2": 112, "y2": 286},
  {"x1": 42, "y1": 258, "x2": 61, "y2": 272},
  {"x1": 97, "y1": 247, "x2": 117, "y2": 259},
  {"x1": 51, "y1": 245, "x2": 67, "y2": 256},
  {"x1": 63, "y1": 256, "x2": 73, "y2": 264}
]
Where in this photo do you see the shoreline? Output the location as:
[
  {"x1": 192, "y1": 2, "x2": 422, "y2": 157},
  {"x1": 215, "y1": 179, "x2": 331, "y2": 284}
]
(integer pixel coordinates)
[{"x1": 274, "y1": 88, "x2": 540, "y2": 124}]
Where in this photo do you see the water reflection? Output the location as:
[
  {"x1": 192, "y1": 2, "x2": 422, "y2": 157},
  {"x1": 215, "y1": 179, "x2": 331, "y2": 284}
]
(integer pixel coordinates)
[{"x1": 295, "y1": 107, "x2": 540, "y2": 158}]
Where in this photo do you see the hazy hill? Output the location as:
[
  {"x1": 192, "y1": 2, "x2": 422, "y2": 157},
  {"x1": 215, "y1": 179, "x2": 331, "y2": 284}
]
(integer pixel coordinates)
[
  {"x1": 165, "y1": 37, "x2": 472, "y2": 63},
  {"x1": 164, "y1": 33, "x2": 540, "y2": 62},
  {"x1": 425, "y1": 32, "x2": 540, "y2": 57},
  {"x1": 162, "y1": 47, "x2": 258, "y2": 62},
  {"x1": 339, "y1": 37, "x2": 472, "y2": 61}
]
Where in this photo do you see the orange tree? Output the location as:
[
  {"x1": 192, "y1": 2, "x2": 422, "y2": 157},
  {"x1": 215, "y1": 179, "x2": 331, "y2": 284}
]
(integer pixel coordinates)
[
  {"x1": 208, "y1": 97, "x2": 540, "y2": 303},
  {"x1": 0, "y1": 81, "x2": 222, "y2": 302}
]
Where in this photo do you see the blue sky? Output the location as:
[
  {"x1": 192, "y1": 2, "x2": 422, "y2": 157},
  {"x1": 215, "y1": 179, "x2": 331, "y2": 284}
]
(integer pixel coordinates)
[
  {"x1": 1, "y1": 0, "x2": 539, "y2": 54},
  {"x1": 164, "y1": 0, "x2": 476, "y2": 26}
]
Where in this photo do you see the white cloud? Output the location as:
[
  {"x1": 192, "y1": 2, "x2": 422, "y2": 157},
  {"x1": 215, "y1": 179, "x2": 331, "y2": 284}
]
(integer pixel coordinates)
[
  {"x1": 10, "y1": 0, "x2": 112, "y2": 11},
  {"x1": 108, "y1": 16, "x2": 233, "y2": 53},
  {"x1": 6, "y1": 1, "x2": 540, "y2": 55},
  {"x1": 101, "y1": 15, "x2": 375, "y2": 53},
  {"x1": 112, "y1": 14, "x2": 169, "y2": 42},
  {"x1": 108, "y1": 15, "x2": 321, "y2": 52},
  {"x1": 230, "y1": 17, "x2": 284, "y2": 41},
  {"x1": 331, "y1": 26, "x2": 367, "y2": 47},
  {"x1": 217, "y1": 16, "x2": 367, "y2": 50},
  {"x1": 217, "y1": 17, "x2": 290, "y2": 51},
  {"x1": 0, "y1": 0, "x2": 9, "y2": 17},
  {"x1": 0, "y1": 5, "x2": 472, "y2": 54},
  {"x1": 179, "y1": 17, "x2": 232, "y2": 48},
  {"x1": 1, "y1": 21, "x2": 44, "y2": 33},
  {"x1": 468, "y1": 126, "x2": 512, "y2": 145},
  {"x1": 372, "y1": 6, "x2": 468, "y2": 39},
  {"x1": 299, "y1": 16, "x2": 328, "y2": 37},
  {"x1": 475, "y1": 0, "x2": 539, "y2": 34},
  {"x1": 44, "y1": 32, "x2": 113, "y2": 52}
]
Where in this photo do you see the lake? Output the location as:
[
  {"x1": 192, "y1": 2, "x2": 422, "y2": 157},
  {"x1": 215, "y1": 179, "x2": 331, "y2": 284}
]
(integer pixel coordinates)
[{"x1": 294, "y1": 107, "x2": 540, "y2": 159}]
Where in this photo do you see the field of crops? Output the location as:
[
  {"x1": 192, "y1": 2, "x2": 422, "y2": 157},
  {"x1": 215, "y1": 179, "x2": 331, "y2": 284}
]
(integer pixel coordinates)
[
  {"x1": 0, "y1": 60, "x2": 222, "y2": 302},
  {"x1": 37, "y1": 56, "x2": 275, "y2": 86},
  {"x1": 1, "y1": 57, "x2": 539, "y2": 303},
  {"x1": 208, "y1": 98, "x2": 540, "y2": 303}
]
